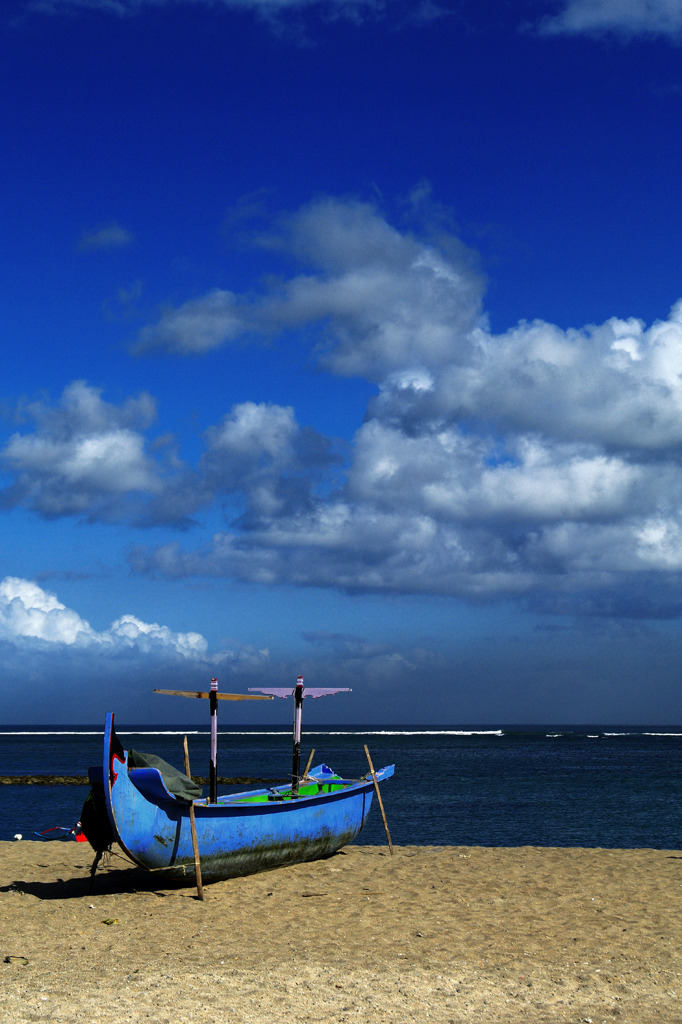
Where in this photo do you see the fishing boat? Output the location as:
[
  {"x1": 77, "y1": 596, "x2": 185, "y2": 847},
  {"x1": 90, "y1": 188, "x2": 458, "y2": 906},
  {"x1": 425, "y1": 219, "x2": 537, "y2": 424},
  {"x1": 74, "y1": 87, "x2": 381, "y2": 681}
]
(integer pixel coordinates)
[{"x1": 83, "y1": 712, "x2": 394, "y2": 884}]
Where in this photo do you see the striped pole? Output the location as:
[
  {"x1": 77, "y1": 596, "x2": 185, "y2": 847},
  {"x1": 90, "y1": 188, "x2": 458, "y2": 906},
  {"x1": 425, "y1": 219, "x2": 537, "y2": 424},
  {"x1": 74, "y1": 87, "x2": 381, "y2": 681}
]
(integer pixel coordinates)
[
  {"x1": 209, "y1": 677, "x2": 218, "y2": 803},
  {"x1": 291, "y1": 676, "x2": 304, "y2": 796}
]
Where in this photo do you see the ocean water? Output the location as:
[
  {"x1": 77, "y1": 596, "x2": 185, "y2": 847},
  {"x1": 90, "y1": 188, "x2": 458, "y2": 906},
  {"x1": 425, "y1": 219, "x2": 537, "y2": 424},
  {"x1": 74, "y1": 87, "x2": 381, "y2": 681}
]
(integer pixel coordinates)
[{"x1": 1, "y1": 725, "x2": 681, "y2": 849}]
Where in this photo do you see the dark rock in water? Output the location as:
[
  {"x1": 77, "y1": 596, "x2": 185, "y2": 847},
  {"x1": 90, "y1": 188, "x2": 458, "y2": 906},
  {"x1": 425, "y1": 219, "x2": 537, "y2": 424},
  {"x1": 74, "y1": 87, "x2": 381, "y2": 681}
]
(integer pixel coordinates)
[
  {"x1": 0, "y1": 774, "x2": 282, "y2": 785},
  {"x1": 0, "y1": 775, "x2": 89, "y2": 785}
]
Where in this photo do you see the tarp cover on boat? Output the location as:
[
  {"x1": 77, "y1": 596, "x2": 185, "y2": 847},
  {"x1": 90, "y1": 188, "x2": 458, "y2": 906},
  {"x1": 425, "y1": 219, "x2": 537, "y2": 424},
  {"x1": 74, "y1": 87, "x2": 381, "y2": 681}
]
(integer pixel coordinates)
[{"x1": 128, "y1": 749, "x2": 203, "y2": 803}]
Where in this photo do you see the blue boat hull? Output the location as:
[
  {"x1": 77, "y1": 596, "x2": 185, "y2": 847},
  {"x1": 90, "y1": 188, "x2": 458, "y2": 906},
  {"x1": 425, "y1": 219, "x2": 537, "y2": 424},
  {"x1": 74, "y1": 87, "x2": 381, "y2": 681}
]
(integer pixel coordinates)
[{"x1": 100, "y1": 713, "x2": 394, "y2": 883}]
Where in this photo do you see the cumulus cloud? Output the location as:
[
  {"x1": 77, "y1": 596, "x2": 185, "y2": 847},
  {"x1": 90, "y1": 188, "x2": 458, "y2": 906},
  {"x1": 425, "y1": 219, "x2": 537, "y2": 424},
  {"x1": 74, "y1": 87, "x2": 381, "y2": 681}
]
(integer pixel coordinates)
[
  {"x1": 0, "y1": 383, "x2": 336, "y2": 529},
  {"x1": 0, "y1": 576, "x2": 281, "y2": 720},
  {"x1": 0, "y1": 577, "x2": 97, "y2": 644},
  {"x1": 8, "y1": 196, "x2": 682, "y2": 617},
  {"x1": 0, "y1": 576, "x2": 207, "y2": 657},
  {"x1": 537, "y1": 0, "x2": 682, "y2": 40},
  {"x1": 141, "y1": 198, "x2": 682, "y2": 453},
  {"x1": 138, "y1": 197, "x2": 484, "y2": 381},
  {"x1": 349, "y1": 422, "x2": 652, "y2": 523},
  {"x1": 1, "y1": 381, "x2": 165, "y2": 521},
  {"x1": 200, "y1": 401, "x2": 339, "y2": 520},
  {"x1": 139, "y1": 400, "x2": 339, "y2": 527},
  {"x1": 106, "y1": 614, "x2": 208, "y2": 657},
  {"x1": 371, "y1": 302, "x2": 682, "y2": 450},
  {"x1": 127, "y1": 195, "x2": 682, "y2": 616}
]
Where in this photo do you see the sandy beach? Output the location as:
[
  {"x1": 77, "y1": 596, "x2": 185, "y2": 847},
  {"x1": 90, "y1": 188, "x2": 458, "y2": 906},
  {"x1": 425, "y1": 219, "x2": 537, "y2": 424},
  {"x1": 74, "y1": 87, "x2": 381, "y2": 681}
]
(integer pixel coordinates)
[{"x1": 1, "y1": 841, "x2": 680, "y2": 1023}]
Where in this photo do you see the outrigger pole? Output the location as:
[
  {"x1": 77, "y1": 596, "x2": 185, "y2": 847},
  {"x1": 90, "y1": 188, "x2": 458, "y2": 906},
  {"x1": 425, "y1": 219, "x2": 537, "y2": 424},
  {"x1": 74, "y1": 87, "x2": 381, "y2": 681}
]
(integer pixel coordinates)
[
  {"x1": 154, "y1": 680, "x2": 273, "y2": 803},
  {"x1": 249, "y1": 675, "x2": 351, "y2": 796}
]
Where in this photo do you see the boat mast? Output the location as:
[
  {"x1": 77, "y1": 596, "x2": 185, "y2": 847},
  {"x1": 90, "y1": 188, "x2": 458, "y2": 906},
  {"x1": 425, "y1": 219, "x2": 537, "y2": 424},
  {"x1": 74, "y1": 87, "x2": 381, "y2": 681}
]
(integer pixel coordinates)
[
  {"x1": 209, "y1": 678, "x2": 218, "y2": 805},
  {"x1": 249, "y1": 675, "x2": 351, "y2": 796},
  {"x1": 292, "y1": 676, "x2": 304, "y2": 793},
  {"x1": 153, "y1": 681, "x2": 273, "y2": 803}
]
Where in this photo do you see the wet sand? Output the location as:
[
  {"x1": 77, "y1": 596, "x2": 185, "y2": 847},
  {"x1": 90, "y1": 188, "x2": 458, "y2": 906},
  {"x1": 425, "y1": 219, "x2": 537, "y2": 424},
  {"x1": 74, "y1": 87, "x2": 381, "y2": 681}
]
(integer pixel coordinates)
[{"x1": 1, "y1": 841, "x2": 680, "y2": 1022}]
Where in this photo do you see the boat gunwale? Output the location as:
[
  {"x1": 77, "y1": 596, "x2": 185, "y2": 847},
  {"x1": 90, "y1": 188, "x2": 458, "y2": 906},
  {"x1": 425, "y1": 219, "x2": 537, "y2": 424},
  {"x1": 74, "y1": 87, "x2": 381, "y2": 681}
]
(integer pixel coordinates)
[{"x1": 124, "y1": 755, "x2": 390, "y2": 817}]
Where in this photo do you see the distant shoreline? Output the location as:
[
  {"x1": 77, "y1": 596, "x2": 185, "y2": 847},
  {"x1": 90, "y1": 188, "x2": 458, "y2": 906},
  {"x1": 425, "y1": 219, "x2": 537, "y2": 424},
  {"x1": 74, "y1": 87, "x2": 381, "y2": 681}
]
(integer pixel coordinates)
[{"x1": 2, "y1": 722, "x2": 682, "y2": 732}]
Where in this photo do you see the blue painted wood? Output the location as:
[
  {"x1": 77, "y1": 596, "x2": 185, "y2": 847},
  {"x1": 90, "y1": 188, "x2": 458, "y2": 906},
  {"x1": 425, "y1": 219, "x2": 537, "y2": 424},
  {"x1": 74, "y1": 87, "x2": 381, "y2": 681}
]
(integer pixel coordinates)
[{"x1": 101, "y1": 713, "x2": 394, "y2": 883}]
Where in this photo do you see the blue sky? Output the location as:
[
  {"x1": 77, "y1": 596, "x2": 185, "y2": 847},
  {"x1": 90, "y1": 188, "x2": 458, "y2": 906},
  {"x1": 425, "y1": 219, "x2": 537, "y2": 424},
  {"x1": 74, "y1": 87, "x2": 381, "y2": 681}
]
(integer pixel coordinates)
[{"x1": 2, "y1": 0, "x2": 682, "y2": 724}]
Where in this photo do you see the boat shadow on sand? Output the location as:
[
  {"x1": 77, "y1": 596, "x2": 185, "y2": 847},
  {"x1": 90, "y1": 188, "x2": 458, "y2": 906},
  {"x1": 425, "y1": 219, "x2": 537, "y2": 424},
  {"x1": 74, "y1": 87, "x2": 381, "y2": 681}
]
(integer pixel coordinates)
[
  {"x1": 2, "y1": 862, "x2": 214, "y2": 900},
  {"x1": 1, "y1": 847, "x2": 350, "y2": 901}
]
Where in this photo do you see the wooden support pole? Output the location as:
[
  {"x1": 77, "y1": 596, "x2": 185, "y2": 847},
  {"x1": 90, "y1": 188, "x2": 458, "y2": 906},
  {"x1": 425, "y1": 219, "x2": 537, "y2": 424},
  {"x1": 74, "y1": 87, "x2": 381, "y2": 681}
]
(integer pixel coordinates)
[
  {"x1": 364, "y1": 744, "x2": 393, "y2": 855},
  {"x1": 154, "y1": 689, "x2": 273, "y2": 702},
  {"x1": 302, "y1": 747, "x2": 316, "y2": 782},
  {"x1": 183, "y1": 735, "x2": 204, "y2": 901}
]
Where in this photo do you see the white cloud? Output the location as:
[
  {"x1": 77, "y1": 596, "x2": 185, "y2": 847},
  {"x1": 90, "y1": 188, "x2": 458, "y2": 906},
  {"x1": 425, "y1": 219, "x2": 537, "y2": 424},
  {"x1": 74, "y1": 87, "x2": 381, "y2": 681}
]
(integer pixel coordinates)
[
  {"x1": 0, "y1": 576, "x2": 210, "y2": 658},
  {"x1": 106, "y1": 614, "x2": 208, "y2": 656},
  {"x1": 9, "y1": 196, "x2": 682, "y2": 616},
  {"x1": 128, "y1": 196, "x2": 682, "y2": 614},
  {"x1": 1, "y1": 381, "x2": 165, "y2": 520},
  {"x1": 0, "y1": 384, "x2": 335, "y2": 528},
  {"x1": 137, "y1": 290, "x2": 249, "y2": 355},
  {"x1": 372, "y1": 302, "x2": 682, "y2": 450},
  {"x1": 0, "y1": 577, "x2": 97, "y2": 644},
  {"x1": 6, "y1": 431, "x2": 154, "y2": 493},
  {"x1": 130, "y1": 508, "x2": 532, "y2": 599},
  {"x1": 138, "y1": 198, "x2": 484, "y2": 381},
  {"x1": 350, "y1": 422, "x2": 645, "y2": 523},
  {"x1": 78, "y1": 223, "x2": 135, "y2": 251},
  {"x1": 538, "y1": 0, "x2": 682, "y2": 39},
  {"x1": 140, "y1": 198, "x2": 682, "y2": 453},
  {"x1": 193, "y1": 400, "x2": 339, "y2": 523},
  {"x1": 206, "y1": 402, "x2": 298, "y2": 462}
]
